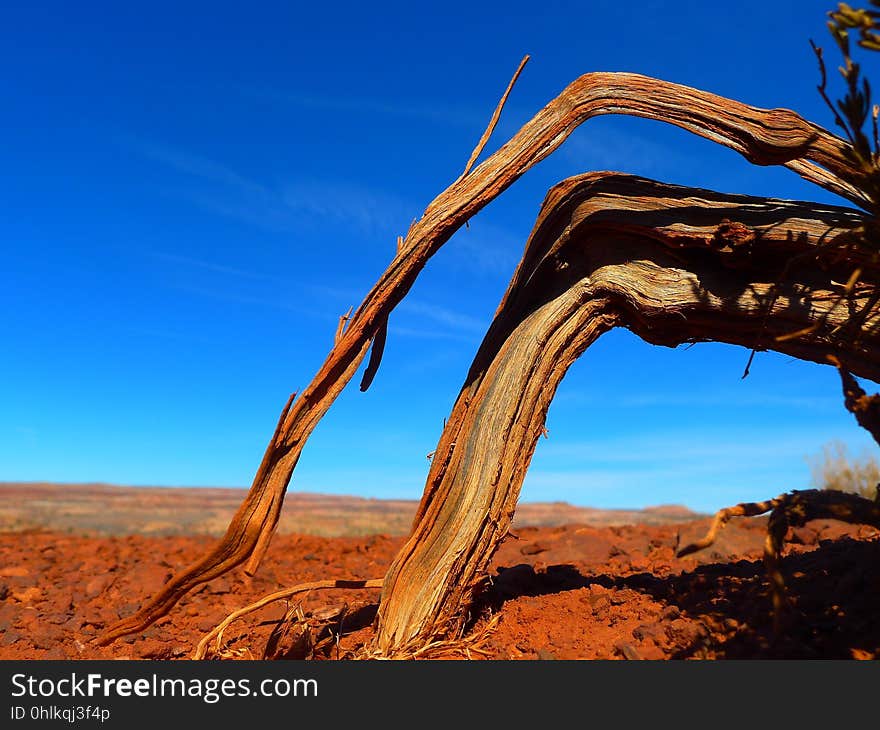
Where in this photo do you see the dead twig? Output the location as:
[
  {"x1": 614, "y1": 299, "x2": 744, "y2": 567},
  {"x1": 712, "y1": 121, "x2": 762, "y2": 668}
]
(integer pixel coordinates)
[
  {"x1": 677, "y1": 489, "x2": 880, "y2": 632},
  {"x1": 335, "y1": 307, "x2": 354, "y2": 344},
  {"x1": 460, "y1": 55, "x2": 530, "y2": 179},
  {"x1": 192, "y1": 578, "x2": 382, "y2": 660}
]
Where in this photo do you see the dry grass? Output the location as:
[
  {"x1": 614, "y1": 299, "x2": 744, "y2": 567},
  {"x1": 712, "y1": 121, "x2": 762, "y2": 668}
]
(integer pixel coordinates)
[{"x1": 808, "y1": 440, "x2": 879, "y2": 501}]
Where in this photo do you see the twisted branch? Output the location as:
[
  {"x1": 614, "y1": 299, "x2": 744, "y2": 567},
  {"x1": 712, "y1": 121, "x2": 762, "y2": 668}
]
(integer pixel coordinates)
[{"x1": 99, "y1": 68, "x2": 868, "y2": 647}]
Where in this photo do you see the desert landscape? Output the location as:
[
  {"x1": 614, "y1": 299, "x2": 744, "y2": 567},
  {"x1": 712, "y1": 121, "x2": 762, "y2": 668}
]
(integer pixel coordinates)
[
  {"x1": 1, "y1": 482, "x2": 877, "y2": 660},
  {"x1": 5, "y1": 3, "x2": 880, "y2": 666}
]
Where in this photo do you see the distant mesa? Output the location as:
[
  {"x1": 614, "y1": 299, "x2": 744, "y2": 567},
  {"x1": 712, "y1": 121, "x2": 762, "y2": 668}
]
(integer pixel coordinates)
[{"x1": 0, "y1": 482, "x2": 704, "y2": 537}]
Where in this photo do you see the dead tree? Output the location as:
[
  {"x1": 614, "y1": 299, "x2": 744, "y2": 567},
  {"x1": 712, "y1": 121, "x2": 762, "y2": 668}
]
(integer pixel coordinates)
[
  {"x1": 372, "y1": 171, "x2": 880, "y2": 651},
  {"x1": 97, "y1": 62, "x2": 880, "y2": 656}
]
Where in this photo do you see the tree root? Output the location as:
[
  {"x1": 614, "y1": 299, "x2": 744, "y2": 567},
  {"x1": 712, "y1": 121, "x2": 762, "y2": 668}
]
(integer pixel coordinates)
[
  {"x1": 355, "y1": 613, "x2": 501, "y2": 660},
  {"x1": 192, "y1": 575, "x2": 502, "y2": 660},
  {"x1": 828, "y1": 354, "x2": 880, "y2": 446},
  {"x1": 677, "y1": 489, "x2": 880, "y2": 632},
  {"x1": 192, "y1": 578, "x2": 382, "y2": 660}
]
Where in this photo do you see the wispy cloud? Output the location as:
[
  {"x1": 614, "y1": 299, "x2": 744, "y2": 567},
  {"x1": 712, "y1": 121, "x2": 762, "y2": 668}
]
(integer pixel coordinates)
[
  {"x1": 127, "y1": 137, "x2": 418, "y2": 237},
  {"x1": 553, "y1": 388, "x2": 840, "y2": 411},
  {"x1": 522, "y1": 426, "x2": 880, "y2": 511},
  {"x1": 235, "y1": 85, "x2": 486, "y2": 130},
  {"x1": 128, "y1": 135, "x2": 529, "y2": 281},
  {"x1": 297, "y1": 286, "x2": 491, "y2": 341},
  {"x1": 388, "y1": 325, "x2": 480, "y2": 343},
  {"x1": 438, "y1": 217, "x2": 524, "y2": 277},
  {"x1": 145, "y1": 250, "x2": 277, "y2": 281},
  {"x1": 398, "y1": 300, "x2": 487, "y2": 334},
  {"x1": 618, "y1": 392, "x2": 839, "y2": 410},
  {"x1": 132, "y1": 140, "x2": 263, "y2": 192},
  {"x1": 163, "y1": 282, "x2": 331, "y2": 321},
  {"x1": 560, "y1": 123, "x2": 696, "y2": 178},
  {"x1": 279, "y1": 180, "x2": 413, "y2": 235},
  {"x1": 533, "y1": 430, "x2": 828, "y2": 464}
]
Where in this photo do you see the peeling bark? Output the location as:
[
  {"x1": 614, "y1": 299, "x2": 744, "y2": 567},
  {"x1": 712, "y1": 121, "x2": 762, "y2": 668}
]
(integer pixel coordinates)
[
  {"x1": 373, "y1": 172, "x2": 877, "y2": 653},
  {"x1": 98, "y1": 70, "x2": 875, "y2": 650}
]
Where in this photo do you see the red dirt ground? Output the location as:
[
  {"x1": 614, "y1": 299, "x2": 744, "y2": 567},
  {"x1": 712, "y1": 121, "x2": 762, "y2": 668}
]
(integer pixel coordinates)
[{"x1": 1, "y1": 517, "x2": 878, "y2": 660}]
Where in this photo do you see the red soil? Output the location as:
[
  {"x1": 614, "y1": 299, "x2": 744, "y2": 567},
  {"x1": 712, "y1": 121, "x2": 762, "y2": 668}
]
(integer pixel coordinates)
[{"x1": 1, "y1": 518, "x2": 878, "y2": 660}]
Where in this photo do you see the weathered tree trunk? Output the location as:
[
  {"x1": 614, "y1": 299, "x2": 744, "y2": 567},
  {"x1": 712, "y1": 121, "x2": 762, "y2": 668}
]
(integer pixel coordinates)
[
  {"x1": 373, "y1": 172, "x2": 878, "y2": 653},
  {"x1": 98, "y1": 69, "x2": 875, "y2": 651}
]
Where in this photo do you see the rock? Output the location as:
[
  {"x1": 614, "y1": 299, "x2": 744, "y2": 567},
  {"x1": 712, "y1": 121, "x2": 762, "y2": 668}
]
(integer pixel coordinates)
[
  {"x1": 520, "y1": 543, "x2": 548, "y2": 556},
  {"x1": 609, "y1": 589, "x2": 638, "y2": 606},
  {"x1": 666, "y1": 619, "x2": 709, "y2": 646},
  {"x1": 85, "y1": 575, "x2": 111, "y2": 599},
  {"x1": 0, "y1": 566, "x2": 29, "y2": 578},
  {"x1": 789, "y1": 526, "x2": 819, "y2": 546},
  {"x1": 638, "y1": 640, "x2": 666, "y2": 660},
  {"x1": 12, "y1": 587, "x2": 42, "y2": 605},
  {"x1": 632, "y1": 623, "x2": 665, "y2": 643},
  {"x1": 0, "y1": 630, "x2": 21, "y2": 646},
  {"x1": 615, "y1": 642, "x2": 643, "y2": 660}
]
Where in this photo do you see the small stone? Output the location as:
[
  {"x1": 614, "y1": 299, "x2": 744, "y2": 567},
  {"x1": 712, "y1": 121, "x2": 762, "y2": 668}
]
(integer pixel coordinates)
[
  {"x1": 615, "y1": 643, "x2": 643, "y2": 660},
  {"x1": 632, "y1": 623, "x2": 665, "y2": 643},
  {"x1": 789, "y1": 526, "x2": 819, "y2": 546},
  {"x1": 12, "y1": 587, "x2": 42, "y2": 605},
  {"x1": 0, "y1": 630, "x2": 21, "y2": 646},
  {"x1": 85, "y1": 575, "x2": 111, "y2": 599},
  {"x1": 520, "y1": 543, "x2": 548, "y2": 556},
  {"x1": 0, "y1": 566, "x2": 29, "y2": 578}
]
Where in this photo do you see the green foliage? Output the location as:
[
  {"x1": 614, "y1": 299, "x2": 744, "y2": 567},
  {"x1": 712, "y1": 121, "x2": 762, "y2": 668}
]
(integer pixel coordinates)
[{"x1": 808, "y1": 440, "x2": 879, "y2": 500}]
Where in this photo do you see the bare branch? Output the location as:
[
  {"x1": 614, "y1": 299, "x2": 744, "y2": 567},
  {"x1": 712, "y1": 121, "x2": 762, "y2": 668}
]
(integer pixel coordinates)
[{"x1": 460, "y1": 55, "x2": 530, "y2": 179}]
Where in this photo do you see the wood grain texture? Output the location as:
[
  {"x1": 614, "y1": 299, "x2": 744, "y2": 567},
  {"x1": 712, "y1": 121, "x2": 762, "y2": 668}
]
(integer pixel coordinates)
[
  {"x1": 98, "y1": 71, "x2": 871, "y2": 648},
  {"x1": 373, "y1": 172, "x2": 877, "y2": 653}
]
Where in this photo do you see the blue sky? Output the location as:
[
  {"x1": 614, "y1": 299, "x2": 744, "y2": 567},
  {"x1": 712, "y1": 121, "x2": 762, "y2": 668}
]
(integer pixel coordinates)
[{"x1": 2, "y1": 1, "x2": 879, "y2": 513}]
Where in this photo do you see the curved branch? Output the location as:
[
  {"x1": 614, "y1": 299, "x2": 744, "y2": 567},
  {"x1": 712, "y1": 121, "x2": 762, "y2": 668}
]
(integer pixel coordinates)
[
  {"x1": 99, "y1": 71, "x2": 868, "y2": 646},
  {"x1": 192, "y1": 578, "x2": 382, "y2": 660},
  {"x1": 374, "y1": 172, "x2": 878, "y2": 653}
]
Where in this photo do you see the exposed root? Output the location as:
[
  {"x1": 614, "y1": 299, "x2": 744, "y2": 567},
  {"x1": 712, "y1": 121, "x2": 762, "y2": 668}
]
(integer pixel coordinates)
[
  {"x1": 829, "y1": 354, "x2": 880, "y2": 448},
  {"x1": 193, "y1": 574, "x2": 499, "y2": 660},
  {"x1": 676, "y1": 497, "x2": 784, "y2": 558},
  {"x1": 192, "y1": 578, "x2": 382, "y2": 660},
  {"x1": 356, "y1": 613, "x2": 501, "y2": 660},
  {"x1": 677, "y1": 489, "x2": 880, "y2": 631}
]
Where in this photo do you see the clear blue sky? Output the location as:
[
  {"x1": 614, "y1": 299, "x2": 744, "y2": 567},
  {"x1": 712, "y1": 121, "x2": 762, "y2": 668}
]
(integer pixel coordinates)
[{"x1": 3, "y1": 0, "x2": 878, "y2": 513}]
